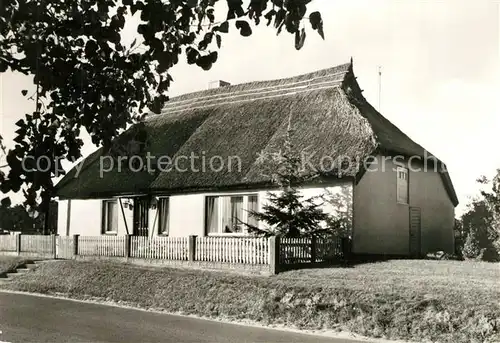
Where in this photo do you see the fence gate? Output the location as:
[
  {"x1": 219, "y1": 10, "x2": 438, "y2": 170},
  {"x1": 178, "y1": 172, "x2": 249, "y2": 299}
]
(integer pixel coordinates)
[
  {"x1": 409, "y1": 207, "x2": 421, "y2": 257},
  {"x1": 56, "y1": 236, "x2": 74, "y2": 259}
]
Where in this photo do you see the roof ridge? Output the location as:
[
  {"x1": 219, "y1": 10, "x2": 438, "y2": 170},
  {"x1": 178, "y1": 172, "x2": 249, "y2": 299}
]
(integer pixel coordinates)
[
  {"x1": 163, "y1": 61, "x2": 351, "y2": 103},
  {"x1": 151, "y1": 62, "x2": 352, "y2": 118},
  {"x1": 162, "y1": 83, "x2": 342, "y2": 115},
  {"x1": 165, "y1": 69, "x2": 348, "y2": 107}
]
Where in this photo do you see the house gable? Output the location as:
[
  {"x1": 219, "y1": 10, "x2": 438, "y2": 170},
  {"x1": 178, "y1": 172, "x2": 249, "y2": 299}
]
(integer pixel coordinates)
[{"x1": 353, "y1": 154, "x2": 455, "y2": 255}]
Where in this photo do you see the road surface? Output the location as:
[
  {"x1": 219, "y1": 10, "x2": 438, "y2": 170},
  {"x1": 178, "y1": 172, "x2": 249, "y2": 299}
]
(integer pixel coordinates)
[{"x1": 0, "y1": 291, "x2": 369, "y2": 343}]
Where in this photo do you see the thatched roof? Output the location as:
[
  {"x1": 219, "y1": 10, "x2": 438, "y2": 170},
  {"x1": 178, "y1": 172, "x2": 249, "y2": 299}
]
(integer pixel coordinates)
[{"x1": 56, "y1": 61, "x2": 458, "y2": 206}]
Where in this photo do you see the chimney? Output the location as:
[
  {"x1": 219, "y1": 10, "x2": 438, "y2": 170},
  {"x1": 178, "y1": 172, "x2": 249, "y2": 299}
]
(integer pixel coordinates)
[{"x1": 208, "y1": 80, "x2": 231, "y2": 89}]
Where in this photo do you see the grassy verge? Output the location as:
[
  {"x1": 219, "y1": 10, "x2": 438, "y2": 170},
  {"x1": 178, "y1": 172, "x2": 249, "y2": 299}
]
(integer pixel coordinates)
[
  {"x1": 0, "y1": 256, "x2": 30, "y2": 275},
  {"x1": 0, "y1": 259, "x2": 499, "y2": 343}
]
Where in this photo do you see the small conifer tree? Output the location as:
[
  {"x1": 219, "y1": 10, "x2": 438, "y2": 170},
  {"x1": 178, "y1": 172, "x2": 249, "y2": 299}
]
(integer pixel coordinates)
[{"x1": 244, "y1": 112, "x2": 332, "y2": 237}]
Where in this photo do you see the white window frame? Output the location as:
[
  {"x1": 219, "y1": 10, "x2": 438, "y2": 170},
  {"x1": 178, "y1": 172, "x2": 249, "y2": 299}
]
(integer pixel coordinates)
[
  {"x1": 102, "y1": 199, "x2": 119, "y2": 235},
  {"x1": 157, "y1": 197, "x2": 170, "y2": 236},
  {"x1": 396, "y1": 166, "x2": 409, "y2": 204},
  {"x1": 205, "y1": 193, "x2": 259, "y2": 236}
]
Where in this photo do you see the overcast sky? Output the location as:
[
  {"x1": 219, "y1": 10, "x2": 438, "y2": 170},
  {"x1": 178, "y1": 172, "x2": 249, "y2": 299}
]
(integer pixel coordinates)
[{"x1": 0, "y1": 0, "x2": 499, "y2": 215}]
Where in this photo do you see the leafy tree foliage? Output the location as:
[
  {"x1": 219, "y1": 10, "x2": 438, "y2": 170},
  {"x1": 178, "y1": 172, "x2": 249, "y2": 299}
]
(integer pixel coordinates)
[
  {"x1": 459, "y1": 170, "x2": 500, "y2": 261},
  {"x1": 453, "y1": 218, "x2": 464, "y2": 257},
  {"x1": 0, "y1": 202, "x2": 57, "y2": 234},
  {"x1": 479, "y1": 171, "x2": 500, "y2": 224},
  {"x1": 477, "y1": 170, "x2": 500, "y2": 260},
  {"x1": 324, "y1": 185, "x2": 352, "y2": 238},
  {"x1": 0, "y1": 0, "x2": 324, "y2": 215},
  {"x1": 461, "y1": 199, "x2": 493, "y2": 246}
]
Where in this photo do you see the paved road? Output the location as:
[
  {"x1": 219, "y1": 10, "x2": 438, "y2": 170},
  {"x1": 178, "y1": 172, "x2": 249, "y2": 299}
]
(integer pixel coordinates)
[{"x1": 0, "y1": 292, "x2": 368, "y2": 343}]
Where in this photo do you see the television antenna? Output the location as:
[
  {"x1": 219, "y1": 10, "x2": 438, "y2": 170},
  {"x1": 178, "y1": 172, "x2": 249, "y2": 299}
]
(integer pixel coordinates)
[{"x1": 378, "y1": 66, "x2": 382, "y2": 112}]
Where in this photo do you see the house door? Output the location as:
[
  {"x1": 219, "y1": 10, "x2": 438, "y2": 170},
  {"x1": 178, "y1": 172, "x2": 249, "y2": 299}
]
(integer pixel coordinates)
[
  {"x1": 409, "y1": 207, "x2": 421, "y2": 257},
  {"x1": 133, "y1": 197, "x2": 150, "y2": 236}
]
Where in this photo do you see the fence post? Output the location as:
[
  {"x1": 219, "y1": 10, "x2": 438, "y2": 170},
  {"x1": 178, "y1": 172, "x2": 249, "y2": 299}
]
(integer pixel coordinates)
[
  {"x1": 125, "y1": 234, "x2": 132, "y2": 259},
  {"x1": 310, "y1": 236, "x2": 317, "y2": 264},
  {"x1": 73, "y1": 234, "x2": 79, "y2": 258},
  {"x1": 52, "y1": 234, "x2": 57, "y2": 259},
  {"x1": 16, "y1": 233, "x2": 21, "y2": 255},
  {"x1": 269, "y1": 236, "x2": 280, "y2": 275},
  {"x1": 341, "y1": 237, "x2": 352, "y2": 259},
  {"x1": 188, "y1": 235, "x2": 197, "y2": 262}
]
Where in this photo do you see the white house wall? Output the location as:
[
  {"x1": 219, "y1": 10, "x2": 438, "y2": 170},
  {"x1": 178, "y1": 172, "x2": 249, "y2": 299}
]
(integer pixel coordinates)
[
  {"x1": 57, "y1": 180, "x2": 352, "y2": 237},
  {"x1": 57, "y1": 198, "x2": 133, "y2": 236},
  {"x1": 117, "y1": 200, "x2": 134, "y2": 235},
  {"x1": 153, "y1": 183, "x2": 352, "y2": 237},
  {"x1": 168, "y1": 194, "x2": 205, "y2": 237},
  {"x1": 57, "y1": 200, "x2": 69, "y2": 236}
]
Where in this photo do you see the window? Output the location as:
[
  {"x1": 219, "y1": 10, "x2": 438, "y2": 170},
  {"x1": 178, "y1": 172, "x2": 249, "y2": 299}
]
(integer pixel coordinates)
[
  {"x1": 158, "y1": 197, "x2": 170, "y2": 235},
  {"x1": 206, "y1": 197, "x2": 219, "y2": 234},
  {"x1": 397, "y1": 167, "x2": 409, "y2": 204},
  {"x1": 205, "y1": 194, "x2": 259, "y2": 235},
  {"x1": 247, "y1": 195, "x2": 259, "y2": 228},
  {"x1": 102, "y1": 200, "x2": 118, "y2": 234}
]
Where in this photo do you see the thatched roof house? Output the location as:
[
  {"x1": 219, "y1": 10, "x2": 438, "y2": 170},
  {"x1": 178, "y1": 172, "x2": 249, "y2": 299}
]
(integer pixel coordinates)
[{"x1": 56, "y1": 60, "x2": 458, "y2": 256}]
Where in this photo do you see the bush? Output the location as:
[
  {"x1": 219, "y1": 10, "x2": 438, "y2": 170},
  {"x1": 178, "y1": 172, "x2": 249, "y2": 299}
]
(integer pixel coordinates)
[
  {"x1": 461, "y1": 228, "x2": 500, "y2": 262},
  {"x1": 478, "y1": 246, "x2": 500, "y2": 262},
  {"x1": 462, "y1": 230, "x2": 481, "y2": 260}
]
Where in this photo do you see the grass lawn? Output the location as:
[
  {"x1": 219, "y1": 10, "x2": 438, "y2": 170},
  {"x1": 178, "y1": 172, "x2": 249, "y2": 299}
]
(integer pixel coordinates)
[
  {"x1": 0, "y1": 256, "x2": 30, "y2": 275},
  {"x1": 279, "y1": 259, "x2": 499, "y2": 306},
  {"x1": 0, "y1": 258, "x2": 498, "y2": 343}
]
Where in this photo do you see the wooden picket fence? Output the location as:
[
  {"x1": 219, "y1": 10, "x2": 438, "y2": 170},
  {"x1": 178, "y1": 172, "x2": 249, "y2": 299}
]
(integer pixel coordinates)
[
  {"x1": 0, "y1": 233, "x2": 348, "y2": 274},
  {"x1": 195, "y1": 237, "x2": 269, "y2": 264},
  {"x1": 20, "y1": 234, "x2": 53, "y2": 253},
  {"x1": 279, "y1": 236, "x2": 343, "y2": 264},
  {"x1": 316, "y1": 237, "x2": 343, "y2": 262},
  {"x1": 0, "y1": 235, "x2": 16, "y2": 251},
  {"x1": 130, "y1": 236, "x2": 188, "y2": 260},
  {"x1": 78, "y1": 236, "x2": 126, "y2": 257},
  {"x1": 280, "y1": 237, "x2": 312, "y2": 264}
]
